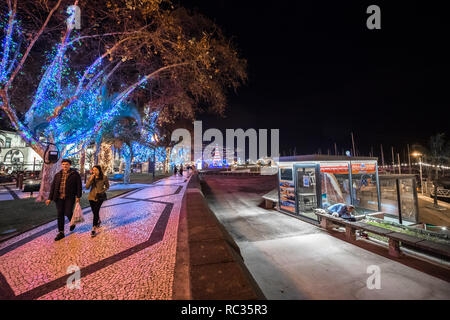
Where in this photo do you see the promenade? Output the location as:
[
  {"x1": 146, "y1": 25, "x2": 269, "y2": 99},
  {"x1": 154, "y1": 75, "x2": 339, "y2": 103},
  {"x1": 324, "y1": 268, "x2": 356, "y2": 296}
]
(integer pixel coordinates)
[
  {"x1": 202, "y1": 175, "x2": 450, "y2": 300},
  {"x1": 0, "y1": 174, "x2": 189, "y2": 300}
]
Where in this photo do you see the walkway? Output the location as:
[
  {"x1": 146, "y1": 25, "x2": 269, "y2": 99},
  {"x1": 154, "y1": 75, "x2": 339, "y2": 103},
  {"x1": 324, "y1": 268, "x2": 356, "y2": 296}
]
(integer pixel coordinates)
[
  {"x1": 418, "y1": 194, "x2": 450, "y2": 227},
  {"x1": 0, "y1": 184, "x2": 23, "y2": 201},
  {"x1": 202, "y1": 175, "x2": 450, "y2": 300},
  {"x1": 0, "y1": 174, "x2": 189, "y2": 300},
  {"x1": 0, "y1": 180, "x2": 158, "y2": 202}
]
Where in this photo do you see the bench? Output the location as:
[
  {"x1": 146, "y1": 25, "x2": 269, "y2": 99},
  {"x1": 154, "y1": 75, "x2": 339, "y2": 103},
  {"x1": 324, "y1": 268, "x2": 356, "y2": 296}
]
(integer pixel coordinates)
[
  {"x1": 315, "y1": 212, "x2": 362, "y2": 242},
  {"x1": 110, "y1": 174, "x2": 124, "y2": 181},
  {"x1": 262, "y1": 189, "x2": 279, "y2": 209},
  {"x1": 315, "y1": 211, "x2": 450, "y2": 260},
  {"x1": 23, "y1": 181, "x2": 41, "y2": 196}
]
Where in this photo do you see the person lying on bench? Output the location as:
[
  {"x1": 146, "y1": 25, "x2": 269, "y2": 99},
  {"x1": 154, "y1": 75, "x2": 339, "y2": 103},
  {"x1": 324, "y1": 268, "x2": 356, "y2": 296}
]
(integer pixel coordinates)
[{"x1": 327, "y1": 203, "x2": 356, "y2": 222}]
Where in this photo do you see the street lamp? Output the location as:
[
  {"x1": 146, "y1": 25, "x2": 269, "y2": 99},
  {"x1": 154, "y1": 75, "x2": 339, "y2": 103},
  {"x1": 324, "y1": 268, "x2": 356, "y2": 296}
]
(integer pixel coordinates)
[
  {"x1": 412, "y1": 152, "x2": 423, "y2": 195},
  {"x1": 346, "y1": 150, "x2": 354, "y2": 205}
]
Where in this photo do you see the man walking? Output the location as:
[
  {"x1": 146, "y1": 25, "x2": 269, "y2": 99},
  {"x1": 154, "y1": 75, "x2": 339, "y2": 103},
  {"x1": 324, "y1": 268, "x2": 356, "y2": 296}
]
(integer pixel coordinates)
[{"x1": 46, "y1": 159, "x2": 82, "y2": 241}]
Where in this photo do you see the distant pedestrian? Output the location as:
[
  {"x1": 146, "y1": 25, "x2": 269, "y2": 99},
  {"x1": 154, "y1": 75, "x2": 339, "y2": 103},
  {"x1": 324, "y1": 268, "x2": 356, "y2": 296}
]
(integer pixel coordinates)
[
  {"x1": 46, "y1": 159, "x2": 82, "y2": 241},
  {"x1": 86, "y1": 165, "x2": 110, "y2": 237},
  {"x1": 173, "y1": 165, "x2": 178, "y2": 175},
  {"x1": 179, "y1": 164, "x2": 183, "y2": 176}
]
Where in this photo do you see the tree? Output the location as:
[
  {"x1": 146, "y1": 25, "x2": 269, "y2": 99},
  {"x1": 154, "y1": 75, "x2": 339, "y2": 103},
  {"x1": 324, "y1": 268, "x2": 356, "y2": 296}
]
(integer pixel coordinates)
[
  {"x1": 0, "y1": 0, "x2": 164, "y2": 197},
  {"x1": 413, "y1": 133, "x2": 450, "y2": 208},
  {"x1": 427, "y1": 134, "x2": 450, "y2": 207},
  {"x1": 1, "y1": 0, "x2": 246, "y2": 200}
]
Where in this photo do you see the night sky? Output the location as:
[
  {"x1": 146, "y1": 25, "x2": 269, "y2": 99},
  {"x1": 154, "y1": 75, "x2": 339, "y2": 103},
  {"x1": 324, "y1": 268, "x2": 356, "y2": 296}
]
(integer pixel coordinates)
[{"x1": 181, "y1": 1, "x2": 449, "y2": 160}]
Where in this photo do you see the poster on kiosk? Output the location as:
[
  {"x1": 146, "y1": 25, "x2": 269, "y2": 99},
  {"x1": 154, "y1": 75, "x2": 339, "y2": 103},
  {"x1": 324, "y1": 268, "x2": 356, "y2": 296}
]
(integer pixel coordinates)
[{"x1": 279, "y1": 168, "x2": 295, "y2": 213}]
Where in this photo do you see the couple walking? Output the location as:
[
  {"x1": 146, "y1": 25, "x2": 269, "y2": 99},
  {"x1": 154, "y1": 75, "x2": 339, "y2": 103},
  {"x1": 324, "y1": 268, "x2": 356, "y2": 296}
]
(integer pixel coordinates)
[
  {"x1": 46, "y1": 159, "x2": 109, "y2": 241},
  {"x1": 173, "y1": 164, "x2": 184, "y2": 176}
]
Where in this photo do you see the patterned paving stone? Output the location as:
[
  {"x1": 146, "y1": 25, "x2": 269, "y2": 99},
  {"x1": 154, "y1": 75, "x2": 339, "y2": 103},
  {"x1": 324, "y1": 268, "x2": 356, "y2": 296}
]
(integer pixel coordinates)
[{"x1": 0, "y1": 174, "x2": 188, "y2": 300}]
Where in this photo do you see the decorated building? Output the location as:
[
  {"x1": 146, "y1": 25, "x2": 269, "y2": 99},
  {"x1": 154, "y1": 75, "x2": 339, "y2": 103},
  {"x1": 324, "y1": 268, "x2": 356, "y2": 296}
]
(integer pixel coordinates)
[{"x1": 0, "y1": 130, "x2": 43, "y2": 173}]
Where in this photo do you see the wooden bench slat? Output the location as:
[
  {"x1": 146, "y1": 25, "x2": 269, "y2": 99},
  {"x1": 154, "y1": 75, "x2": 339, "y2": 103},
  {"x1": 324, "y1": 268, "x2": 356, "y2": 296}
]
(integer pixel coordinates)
[
  {"x1": 357, "y1": 224, "x2": 394, "y2": 236},
  {"x1": 326, "y1": 217, "x2": 348, "y2": 225},
  {"x1": 414, "y1": 240, "x2": 450, "y2": 258},
  {"x1": 316, "y1": 211, "x2": 450, "y2": 259},
  {"x1": 316, "y1": 212, "x2": 353, "y2": 225},
  {"x1": 351, "y1": 222, "x2": 367, "y2": 228},
  {"x1": 388, "y1": 232, "x2": 425, "y2": 245}
]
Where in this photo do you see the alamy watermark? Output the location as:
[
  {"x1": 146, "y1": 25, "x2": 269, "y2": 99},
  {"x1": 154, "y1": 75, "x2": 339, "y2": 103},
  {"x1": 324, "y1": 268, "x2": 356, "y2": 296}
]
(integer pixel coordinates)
[
  {"x1": 366, "y1": 265, "x2": 381, "y2": 290},
  {"x1": 366, "y1": 5, "x2": 381, "y2": 30},
  {"x1": 67, "y1": 5, "x2": 81, "y2": 30},
  {"x1": 171, "y1": 121, "x2": 280, "y2": 165},
  {"x1": 66, "y1": 265, "x2": 81, "y2": 290}
]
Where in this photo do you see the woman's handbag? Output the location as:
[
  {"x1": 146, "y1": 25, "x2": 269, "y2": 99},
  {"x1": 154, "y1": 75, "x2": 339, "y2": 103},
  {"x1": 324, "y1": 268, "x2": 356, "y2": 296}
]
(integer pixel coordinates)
[
  {"x1": 71, "y1": 202, "x2": 85, "y2": 224},
  {"x1": 92, "y1": 177, "x2": 107, "y2": 201},
  {"x1": 96, "y1": 192, "x2": 107, "y2": 201}
]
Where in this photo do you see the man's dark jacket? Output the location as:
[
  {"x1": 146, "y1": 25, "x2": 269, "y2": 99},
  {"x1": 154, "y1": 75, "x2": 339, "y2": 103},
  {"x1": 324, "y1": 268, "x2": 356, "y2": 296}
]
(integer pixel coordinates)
[{"x1": 48, "y1": 169, "x2": 82, "y2": 201}]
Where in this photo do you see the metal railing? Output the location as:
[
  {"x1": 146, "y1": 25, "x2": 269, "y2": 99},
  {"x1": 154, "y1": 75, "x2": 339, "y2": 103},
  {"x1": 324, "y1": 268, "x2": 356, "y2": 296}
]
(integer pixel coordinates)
[
  {"x1": 434, "y1": 187, "x2": 450, "y2": 198},
  {"x1": 424, "y1": 181, "x2": 450, "y2": 198}
]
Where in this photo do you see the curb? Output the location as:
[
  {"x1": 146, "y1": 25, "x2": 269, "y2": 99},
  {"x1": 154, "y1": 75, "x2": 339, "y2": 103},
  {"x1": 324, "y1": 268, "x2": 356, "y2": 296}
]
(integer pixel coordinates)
[
  {"x1": 173, "y1": 173, "x2": 266, "y2": 300},
  {"x1": 172, "y1": 176, "x2": 192, "y2": 299}
]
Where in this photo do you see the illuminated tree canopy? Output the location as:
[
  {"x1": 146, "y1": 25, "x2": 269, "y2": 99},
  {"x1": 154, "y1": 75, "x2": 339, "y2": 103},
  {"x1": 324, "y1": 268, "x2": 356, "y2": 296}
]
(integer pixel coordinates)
[{"x1": 0, "y1": 0, "x2": 246, "y2": 198}]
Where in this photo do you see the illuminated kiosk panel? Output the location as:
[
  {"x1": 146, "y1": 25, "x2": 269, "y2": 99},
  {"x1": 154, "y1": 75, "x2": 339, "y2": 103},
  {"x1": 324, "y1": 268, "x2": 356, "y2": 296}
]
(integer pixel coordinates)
[{"x1": 277, "y1": 155, "x2": 380, "y2": 221}]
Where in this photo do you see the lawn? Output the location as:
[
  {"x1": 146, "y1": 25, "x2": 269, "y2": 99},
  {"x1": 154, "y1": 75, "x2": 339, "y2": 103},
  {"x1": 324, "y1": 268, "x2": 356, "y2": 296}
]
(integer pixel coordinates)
[{"x1": 0, "y1": 188, "x2": 135, "y2": 242}]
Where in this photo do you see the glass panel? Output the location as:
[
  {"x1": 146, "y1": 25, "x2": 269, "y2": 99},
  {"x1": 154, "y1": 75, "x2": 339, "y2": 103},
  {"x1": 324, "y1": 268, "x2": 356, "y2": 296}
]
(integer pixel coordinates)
[
  {"x1": 280, "y1": 168, "x2": 293, "y2": 180},
  {"x1": 399, "y1": 178, "x2": 417, "y2": 222},
  {"x1": 320, "y1": 172, "x2": 352, "y2": 208},
  {"x1": 279, "y1": 181, "x2": 296, "y2": 213},
  {"x1": 379, "y1": 178, "x2": 399, "y2": 218},
  {"x1": 297, "y1": 166, "x2": 318, "y2": 218},
  {"x1": 279, "y1": 167, "x2": 295, "y2": 213},
  {"x1": 351, "y1": 173, "x2": 378, "y2": 214}
]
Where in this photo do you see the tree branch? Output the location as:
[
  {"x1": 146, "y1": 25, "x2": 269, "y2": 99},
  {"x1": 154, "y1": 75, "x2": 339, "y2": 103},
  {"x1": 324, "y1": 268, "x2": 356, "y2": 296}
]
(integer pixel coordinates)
[{"x1": 6, "y1": 0, "x2": 64, "y2": 89}]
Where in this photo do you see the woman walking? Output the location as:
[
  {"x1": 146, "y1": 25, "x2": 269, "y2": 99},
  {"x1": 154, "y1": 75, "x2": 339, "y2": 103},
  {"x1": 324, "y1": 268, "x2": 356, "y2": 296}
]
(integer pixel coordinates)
[{"x1": 86, "y1": 165, "x2": 110, "y2": 237}]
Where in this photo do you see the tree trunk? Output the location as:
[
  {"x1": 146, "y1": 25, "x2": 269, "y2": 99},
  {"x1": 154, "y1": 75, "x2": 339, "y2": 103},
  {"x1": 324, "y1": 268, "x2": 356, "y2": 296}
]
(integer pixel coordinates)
[
  {"x1": 36, "y1": 157, "x2": 63, "y2": 202},
  {"x1": 99, "y1": 143, "x2": 113, "y2": 174},
  {"x1": 94, "y1": 144, "x2": 100, "y2": 165},
  {"x1": 79, "y1": 146, "x2": 86, "y2": 176},
  {"x1": 124, "y1": 156, "x2": 131, "y2": 184},
  {"x1": 123, "y1": 143, "x2": 133, "y2": 184},
  {"x1": 119, "y1": 160, "x2": 124, "y2": 173},
  {"x1": 94, "y1": 134, "x2": 102, "y2": 165},
  {"x1": 433, "y1": 167, "x2": 439, "y2": 207},
  {"x1": 164, "y1": 147, "x2": 171, "y2": 173}
]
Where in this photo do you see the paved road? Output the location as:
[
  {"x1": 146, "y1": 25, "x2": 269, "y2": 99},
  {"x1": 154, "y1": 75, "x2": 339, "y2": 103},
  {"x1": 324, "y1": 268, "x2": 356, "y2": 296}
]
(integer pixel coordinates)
[
  {"x1": 0, "y1": 174, "x2": 188, "y2": 300},
  {"x1": 418, "y1": 195, "x2": 450, "y2": 227},
  {"x1": 202, "y1": 175, "x2": 450, "y2": 300}
]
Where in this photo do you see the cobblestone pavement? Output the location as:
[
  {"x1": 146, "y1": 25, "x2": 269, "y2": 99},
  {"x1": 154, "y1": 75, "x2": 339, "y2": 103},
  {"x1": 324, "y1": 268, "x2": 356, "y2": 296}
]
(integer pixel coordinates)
[
  {"x1": 0, "y1": 184, "x2": 22, "y2": 201},
  {"x1": 0, "y1": 173, "x2": 189, "y2": 300},
  {"x1": 0, "y1": 181, "x2": 155, "y2": 202}
]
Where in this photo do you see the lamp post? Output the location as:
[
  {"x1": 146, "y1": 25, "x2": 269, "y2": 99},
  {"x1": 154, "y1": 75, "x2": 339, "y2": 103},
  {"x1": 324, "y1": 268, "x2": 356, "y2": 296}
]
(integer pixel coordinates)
[
  {"x1": 412, "y1": 152, "x2": 423, "y2": 195},
  {"x1": 346, "y1": 150, "x2": 354, "y2": 205},
  {"x1": 150, "y1": 133, "x2": 159, "y2": 180}
]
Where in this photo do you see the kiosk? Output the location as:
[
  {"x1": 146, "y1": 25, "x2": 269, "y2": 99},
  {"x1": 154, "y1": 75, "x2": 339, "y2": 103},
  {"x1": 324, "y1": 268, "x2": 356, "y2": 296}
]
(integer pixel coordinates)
[{"x1": 277, "y1": 155, "x2": 381, "y2": 220}]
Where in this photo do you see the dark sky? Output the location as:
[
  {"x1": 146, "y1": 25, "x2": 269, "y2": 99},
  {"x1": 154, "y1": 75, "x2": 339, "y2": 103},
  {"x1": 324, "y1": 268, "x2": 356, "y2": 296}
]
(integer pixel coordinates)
[{"x1": 181, "y1": 0, "x2": 449, "y2": 160}]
